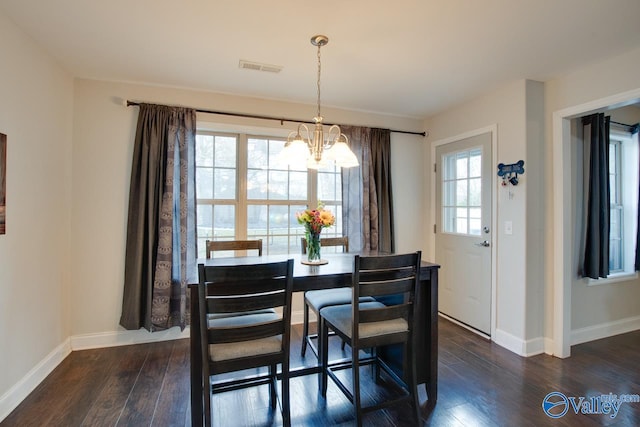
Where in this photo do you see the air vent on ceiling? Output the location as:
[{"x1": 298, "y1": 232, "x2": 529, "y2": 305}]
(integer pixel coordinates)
[{"x1": 239, "y1": 60, "x2": 283, "y2": 73}]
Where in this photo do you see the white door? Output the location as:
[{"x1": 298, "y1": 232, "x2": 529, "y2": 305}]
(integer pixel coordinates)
[{"x1": 435, "y1": 132, "x2": 492, "y2": 335}]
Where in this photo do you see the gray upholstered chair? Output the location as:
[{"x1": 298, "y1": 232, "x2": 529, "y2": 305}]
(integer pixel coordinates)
[
  {"x1": 318, "y1": 252, "x2": 422, "y2": 427},
  {"x1": 197, "y1": 260, "x2": 294, "y2": 427},
  {"x1": 300, "y1": 236, "x2": 374, "y2": 358}
]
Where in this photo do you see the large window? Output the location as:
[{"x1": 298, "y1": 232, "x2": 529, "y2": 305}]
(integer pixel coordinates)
[
  {"x1": 195, "y1": 131, "x2": 342, "y2": 257},
  {"x1": 607, "y1": 131, "x2": 639, "y2": 276}
]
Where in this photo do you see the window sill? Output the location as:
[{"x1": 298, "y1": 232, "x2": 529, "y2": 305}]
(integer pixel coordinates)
[{"x1": 587, "y1": 272, "x2": 639, "y2": 286}]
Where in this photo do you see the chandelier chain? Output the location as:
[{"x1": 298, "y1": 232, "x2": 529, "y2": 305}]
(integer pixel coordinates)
[{"x1": 316, "y1": 43, "x2": 322, "y2": 119}]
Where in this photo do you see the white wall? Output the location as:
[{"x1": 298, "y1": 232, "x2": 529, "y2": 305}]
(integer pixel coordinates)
[
  {"x1": 0, "y1": 10, "x2": 73, "y2": 417},
  {"x1": 545, "y1": 47, "x2": 640, "y2": 349},
  {"x1": 70, "y1": 79, "x2": 426, "y2": 338},
  {"x1": 424, "y1": 79, "x2": 546, "y2": 355}
]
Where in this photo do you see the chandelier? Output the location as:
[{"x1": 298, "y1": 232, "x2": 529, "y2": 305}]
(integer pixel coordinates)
[{"x1": 280, "y1": 35, "x2": 359, "y2": 169}]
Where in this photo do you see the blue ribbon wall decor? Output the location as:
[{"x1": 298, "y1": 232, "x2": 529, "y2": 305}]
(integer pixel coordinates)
[{"x1": 497, "y1": 160, "x2": 525, "y2": 186}]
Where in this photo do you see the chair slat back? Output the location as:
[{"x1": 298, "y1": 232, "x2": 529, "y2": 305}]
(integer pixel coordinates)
[
  {"x1": 206, "y1": 291, "x2": 287, "y2": 314},
  {"x1": 197, "y1": 259, "x2": 294, "y2": 352},
  {"x1": 207, "y1": 319, "x2": 284, "y2": 344},
  {"x1": 300, "y1": 236, "x2": 349, "y2": 254},
  {"x1": 205, "y1": 239, "x2": 263, "y2": 258},
  {"x1": 352, "y1": 252, "x2": 421, "y2": 327}
]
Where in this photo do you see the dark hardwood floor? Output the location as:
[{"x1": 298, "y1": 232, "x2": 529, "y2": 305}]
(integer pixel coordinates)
[{"x1": 2, "y1": 319, "x2": 639, "y2": 426}]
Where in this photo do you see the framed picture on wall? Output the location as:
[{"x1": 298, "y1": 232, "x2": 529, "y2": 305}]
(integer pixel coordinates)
[{"x1": 0, "y1": 133, "x2": 6, "y2": 234}]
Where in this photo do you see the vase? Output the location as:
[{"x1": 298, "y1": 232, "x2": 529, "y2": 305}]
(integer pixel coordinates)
[{"x1": 307, "y1": 232, "x2": 321, "y2": 262}]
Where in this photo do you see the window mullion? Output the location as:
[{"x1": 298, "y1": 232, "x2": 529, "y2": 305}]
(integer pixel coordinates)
[
  {"x1": 236, "y1": 134, "x2": 248, "y2": 240},
  {"x1": 308, "y1": 168, "x2": 318, "y2": 208}
]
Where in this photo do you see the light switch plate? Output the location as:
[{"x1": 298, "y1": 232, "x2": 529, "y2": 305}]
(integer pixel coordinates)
[{"x1": 505, "y1": 220, "x2": 513, "y2": 235}]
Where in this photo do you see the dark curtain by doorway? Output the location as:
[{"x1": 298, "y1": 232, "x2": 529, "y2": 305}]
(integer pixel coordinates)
[
  {"x1": 340, "y1": 126, "x2": 394, "y2": 253},
  {"x1": 634, "y1": 126, "x2": 640, "y2": 271},
  {"x1": 582, "y1": 113, "x2": 610, "y2": 279},
  {"x1": 120, "y1": 103, "x2": 197, "y2": 331}
]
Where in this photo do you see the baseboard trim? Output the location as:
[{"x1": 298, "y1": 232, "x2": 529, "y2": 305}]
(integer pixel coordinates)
[
  {"x1": 291, "y1": 309, "x2": 305, "y2": 326},
  {"x1": 70, "y1": 327, "x2": 191, "y2": 351},
  {"x1": 0, "y1": 338, "x2": 71, "y2": 423},
  {"x1": 493, "y1": 328, "x2": 544, "y2": 357},
  {"x1": 571, "y1": 315, "x2": 640, "y2": 346}
]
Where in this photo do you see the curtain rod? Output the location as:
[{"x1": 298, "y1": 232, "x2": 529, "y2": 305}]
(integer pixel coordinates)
[
  {"x1": 126, "y1": 100, "x2": 427, "y2": 137},
  {"x1": 610, "y1": 120, "x2": 639, "y2": 133}
]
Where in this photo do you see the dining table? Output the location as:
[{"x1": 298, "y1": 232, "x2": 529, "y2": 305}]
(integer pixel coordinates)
[{"x1": 189, "y1": 252, "x2": 439, "y2": 426}]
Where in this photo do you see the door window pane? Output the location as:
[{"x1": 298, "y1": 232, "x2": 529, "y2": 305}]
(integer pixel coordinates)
[{"x1": 442, "y1": 147, "x2": 482, "y2": 235}]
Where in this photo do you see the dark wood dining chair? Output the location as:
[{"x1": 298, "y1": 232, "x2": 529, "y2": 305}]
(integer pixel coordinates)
[
  {"x1": 299, "y1": 236, "x2": 374, "y2": 358},
  {"x1": 205, "y1": 239, "x2": 263, "y2": 258},
  {"x1": 318, "y1": 252, "x2": 422, "y2": 427},
  {"x1": 197, "y1": 259, "x2": 294, "y2": 427}
]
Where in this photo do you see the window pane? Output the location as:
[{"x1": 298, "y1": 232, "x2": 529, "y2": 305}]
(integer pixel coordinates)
[
  {"x1": 268, "y1": 171, "x2": 288, "y2": 200},
  {"x1": 196, "y1": 135, "x2": 214, "y2": 167},
  {"x1": 196, "y1": 167, "x2": 213, "y2": 199},
  {"x1": 266, "y1": 235, "x2": 290, "y2": 255},
  {"x1": 247, "y1": 170, "x2": 267, "y2": 199},
  {"x1": 290, "y1": 171, "x2": 308, "y2": 199},
  {"x1": 443, "y1": 181, "x2": 455, "y2": 206},
  {"x1": 247, "y1": 204, "x2": 268, "y2": 237},
  {"x1": 318, "y1": 172, "x2": 337, "y2": 201},
  {"x1": 197, "y1": 204, "x2": 213, "y2": 238},
  {"x1": 269, "y1": 139, "x2": 287, "y2": 171},
  {"x1": 443, "y1": 154, "x2": 456, "y2": 180},
  {"x1": 213, "y1": 205, "x2": 235, "y2": 239},
  {"x1": 469, "y1": 178, "x2": 481, "y2": 206},
  {"x1": 469, "y1": 150, "x2": 482, "y2": 177},
  {"x1": 456, "y1": 180, "x2": 468, "y2": 205},
  {"x1": 609, "y1": 175, "x2": 617, "y2": 204},
  {"x1": 247, "y1": 138, "x2": 268, "y2": 169},
  {"x1": 443, "y1": 207, "x2": 455, "y2": 233},
  {"x1": 456, "y1": 154, "x2": 468, "y2": 179},
  {"x1": 214, "y1": 136, "x2": 236, "y2": 167},
  {"x1": 213, "y1": 168, "x2": 236, "y2": 199}
]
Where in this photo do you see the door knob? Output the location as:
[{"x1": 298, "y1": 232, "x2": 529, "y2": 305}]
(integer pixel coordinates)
[{"x1": 475, "y1": 240, "x2": 490, "y2": 247}]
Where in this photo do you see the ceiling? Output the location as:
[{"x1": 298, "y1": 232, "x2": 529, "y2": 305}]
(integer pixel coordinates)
[{"x1": 1, "y1": 0, "x2": 640, "y2": 119}]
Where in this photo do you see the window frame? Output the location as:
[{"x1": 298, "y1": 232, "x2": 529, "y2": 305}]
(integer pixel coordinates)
[
  {"x1": 588, "y1": 128, "x2": 639, "y2": 285},
  {"x1": 195, "y1": 129, "x2": 342, "y2": 257}
]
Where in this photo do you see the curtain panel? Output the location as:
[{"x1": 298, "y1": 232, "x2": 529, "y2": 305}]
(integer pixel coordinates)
[
  {"x1": 635, "y1": 126, "x2": 640, "y2": 271},
  {"x1": 340, "y1": 126, "x2": 394, "y2": 253},
  {"x1": 120, "y1": 103, "x2": 197, "y2": 331},
  {"x1": 581, "y1": 113, "x2": 610, "y2": 279}
]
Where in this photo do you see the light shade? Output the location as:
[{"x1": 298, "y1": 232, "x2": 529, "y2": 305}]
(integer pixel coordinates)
[
  {"x1": 328, "y1": 140, "x2": 359, "y2": 168},
  {"x1": 279, "y1": 137, "x2": 310, "y2": 167},
  {"x1": 279, "y1": 35, "x2": 359, "y2": 170}
]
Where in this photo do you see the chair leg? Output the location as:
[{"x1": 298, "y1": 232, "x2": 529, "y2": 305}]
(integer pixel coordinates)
[
  {"x1": 203, "y1": 376, "x2": 212, "y2": 427},
  {"x1": 407, "y1": 343, "x2": 421, "y2": 424},
  {"x1": 352, "y1": 344, "x2": 362, "y2": 427},
  {"x1": 373, "y1": 347, "x2": 381, "y2": 383},
  {"x1": 269, "y1": 364, "x2": 277, "y2": 409},
  {"x1": 301, "y1": 301, "x2": 310, "y2": 357},
  {"x1": 282, "y1": 362, "x2": 291, "y2": 427},
  {"x1": 320, "y1": 317, "x2": 329, "y2": 397}
]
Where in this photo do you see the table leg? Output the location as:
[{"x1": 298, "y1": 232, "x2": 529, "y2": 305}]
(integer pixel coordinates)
[{"x1": 190, "y1": 285, "x2": 203, "y2": 427}]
